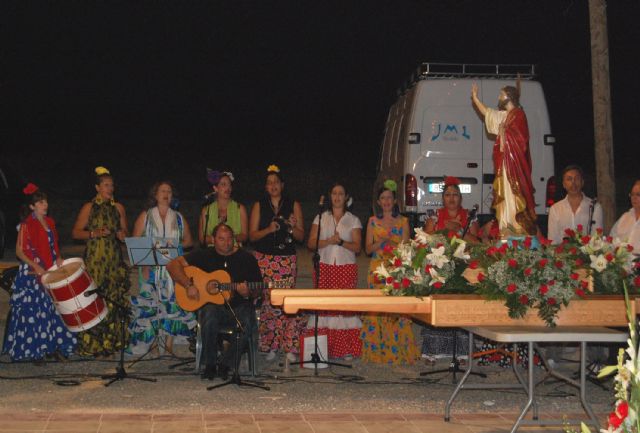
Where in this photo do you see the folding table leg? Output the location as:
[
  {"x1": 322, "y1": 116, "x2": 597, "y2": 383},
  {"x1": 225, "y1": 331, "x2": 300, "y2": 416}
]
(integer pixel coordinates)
[{"x1": 445, "y1": 330, "x2": 474, "y2": 422}]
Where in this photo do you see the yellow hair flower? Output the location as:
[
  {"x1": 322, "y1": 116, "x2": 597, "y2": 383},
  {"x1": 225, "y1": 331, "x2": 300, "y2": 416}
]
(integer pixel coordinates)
[
  {"x1": 95, "y1": 166, "x2": 110, "y2": 175},
  {"x1": 267, "y1": 164, "x2": 280, "y2": 173}
]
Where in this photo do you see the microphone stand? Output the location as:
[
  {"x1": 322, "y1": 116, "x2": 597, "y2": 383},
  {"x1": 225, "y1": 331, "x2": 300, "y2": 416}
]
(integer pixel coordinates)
[
  {"x1": 587, "y1": 197, "x2": 597, "y2": 234},
  {"x1": 420, "y1": 205, "x2": 485, "y2": 382},
  {"x1": 207, "y1": 297, "x2": 269, "y2": 391},
  {"x1": 201, "y1": 193, "x2": 215, "y2": 248},
  {"x1": 300, "y1": 199, "x2": 350, "y2": 375}
]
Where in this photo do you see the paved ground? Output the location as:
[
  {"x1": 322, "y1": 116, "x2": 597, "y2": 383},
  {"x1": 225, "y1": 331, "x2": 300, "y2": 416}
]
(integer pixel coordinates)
[{"x1": 0, "y1": 245, "x2": 616, "y2": 432}]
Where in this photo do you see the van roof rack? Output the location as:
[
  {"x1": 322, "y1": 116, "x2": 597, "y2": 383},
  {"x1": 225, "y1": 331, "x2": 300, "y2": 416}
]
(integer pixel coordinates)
[
  {"x1": 396, "y1": 63, "x2": 537, "y2": 96},
  {"x1": 417, "y1": 62, "x2": 536, "y2": 79}
]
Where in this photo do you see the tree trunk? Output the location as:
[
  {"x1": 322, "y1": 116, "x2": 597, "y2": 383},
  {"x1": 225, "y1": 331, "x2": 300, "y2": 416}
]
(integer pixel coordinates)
[{"x1": 589, "y1": 0, "x2": 616, "y2": 230}]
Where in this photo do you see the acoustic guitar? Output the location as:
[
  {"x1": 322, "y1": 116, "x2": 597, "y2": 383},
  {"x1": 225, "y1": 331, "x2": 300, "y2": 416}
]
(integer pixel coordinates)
[{"x1": 174, "y1": 267, "x2": 289, "y2": 311}]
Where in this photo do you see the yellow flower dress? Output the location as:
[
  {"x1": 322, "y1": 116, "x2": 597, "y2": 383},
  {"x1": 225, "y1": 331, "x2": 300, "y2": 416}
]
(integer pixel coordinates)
[{"x1": 361, "y1": 216, "x2": 418, "y2": 364}]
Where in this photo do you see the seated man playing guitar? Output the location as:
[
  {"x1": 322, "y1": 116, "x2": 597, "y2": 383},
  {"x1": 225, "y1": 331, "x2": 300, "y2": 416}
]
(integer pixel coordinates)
[{"x1": 167, "y1": 223, "x2": 262, "y2": 380}]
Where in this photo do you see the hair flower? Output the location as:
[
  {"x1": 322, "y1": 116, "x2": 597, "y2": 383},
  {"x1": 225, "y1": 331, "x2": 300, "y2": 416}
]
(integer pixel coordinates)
[
  {"x1": 267, "y1": 164, "x2": 280, "y2": 173},
  {"x1": 223, "y1": 171, "x2": 235, "y2": 182},
  {"x1": 23, "y1": 183, "x2": 39, "y2": 195},
  {"x1": 443, "y1": 176, "x2": 461, "y2": 187},
  {"x1": 95, "y1": 166, "x2": 110, "y2": 175},
  {"x1": 383, "y1": 179, "x2": 397, "y2": 192}
]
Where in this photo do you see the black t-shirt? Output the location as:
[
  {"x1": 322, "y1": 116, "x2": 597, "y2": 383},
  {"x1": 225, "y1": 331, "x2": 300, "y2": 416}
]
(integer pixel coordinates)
[{"x1": 183, "y1": 247, "x2": 262, "y2": 305}]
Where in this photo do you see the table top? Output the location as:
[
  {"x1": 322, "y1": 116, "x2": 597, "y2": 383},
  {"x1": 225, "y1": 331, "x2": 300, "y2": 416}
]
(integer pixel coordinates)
[{"x1": 464, "y1": 326, "x2": 629, "y2": 343}]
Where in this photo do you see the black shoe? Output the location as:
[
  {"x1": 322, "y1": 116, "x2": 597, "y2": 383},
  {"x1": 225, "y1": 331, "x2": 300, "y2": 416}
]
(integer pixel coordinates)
[
  {"x1": 202, "y1": 364, "x2": 216, "y2": 381},
  {"x1": 218, "y1": 364, "x2": 230, "y2": 381}
]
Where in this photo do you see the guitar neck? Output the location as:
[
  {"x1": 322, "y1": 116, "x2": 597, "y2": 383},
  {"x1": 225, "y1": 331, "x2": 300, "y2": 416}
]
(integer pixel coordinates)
[{"x1": 219, "y1": 281, "x2": 267, "y2": 292}]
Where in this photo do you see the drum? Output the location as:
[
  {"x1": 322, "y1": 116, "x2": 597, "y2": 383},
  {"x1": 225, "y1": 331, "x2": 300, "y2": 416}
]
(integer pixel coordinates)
[{"x1": 41, "y1": 258, "x2": 108, "y2": 332}]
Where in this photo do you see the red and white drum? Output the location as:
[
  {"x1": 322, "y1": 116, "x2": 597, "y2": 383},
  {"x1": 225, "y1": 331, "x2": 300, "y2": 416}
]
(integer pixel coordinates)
[{"x1": 41, "y1": 258, "x2": 108, "y2": 332}]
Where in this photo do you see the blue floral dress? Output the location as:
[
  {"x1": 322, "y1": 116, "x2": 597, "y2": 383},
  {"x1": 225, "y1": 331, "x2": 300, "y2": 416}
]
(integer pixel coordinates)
[{"x1": 3, "y1": 229, "x2": 77, "y2": 361}]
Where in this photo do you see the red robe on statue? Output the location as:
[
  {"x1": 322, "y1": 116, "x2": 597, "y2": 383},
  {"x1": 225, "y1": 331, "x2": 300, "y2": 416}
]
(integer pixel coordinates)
[{"x1": 487, "y1": 107, "x2": 537, "y2": 235}]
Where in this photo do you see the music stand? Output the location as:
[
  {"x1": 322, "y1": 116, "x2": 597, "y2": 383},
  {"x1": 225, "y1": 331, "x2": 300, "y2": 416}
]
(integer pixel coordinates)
[{"x1": 124, "y1": 237, "x2": 180, "y2": 362}]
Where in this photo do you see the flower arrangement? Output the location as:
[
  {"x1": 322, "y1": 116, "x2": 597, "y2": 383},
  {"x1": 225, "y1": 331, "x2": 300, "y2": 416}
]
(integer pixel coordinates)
[
  {"x1": 472, "y1": 237, "x2": 584, "y2": 326},
  {"x1": 373, "y1": 228, "x2": 474, "y2": 296},
  {"x1": 567, "y1": 283, "x2": 638, "y2": 433},
  {"x1": 556, "y1": 225, "x2": 639, "y2": 294}
]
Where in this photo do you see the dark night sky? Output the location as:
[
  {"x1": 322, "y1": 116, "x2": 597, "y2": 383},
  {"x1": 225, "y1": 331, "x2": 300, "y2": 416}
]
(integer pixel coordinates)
[{"x1": 1, "y1": 1, "x2": 638, "y2": 201}]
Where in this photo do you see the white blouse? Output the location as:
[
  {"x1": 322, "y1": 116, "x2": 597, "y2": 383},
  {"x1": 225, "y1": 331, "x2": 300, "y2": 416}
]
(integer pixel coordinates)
[{"x1": 312, "y1": 211, "x2": 362, "y2": 266}]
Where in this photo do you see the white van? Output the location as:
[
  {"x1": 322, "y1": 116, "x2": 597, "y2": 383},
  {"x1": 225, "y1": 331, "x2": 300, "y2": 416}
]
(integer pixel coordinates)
[{"x1": 374, "y1": 63, "x2": 556, "y2": 230}]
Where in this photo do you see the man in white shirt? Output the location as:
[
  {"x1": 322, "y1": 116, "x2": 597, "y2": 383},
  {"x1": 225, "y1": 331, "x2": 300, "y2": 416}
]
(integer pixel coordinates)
[
  {"x1": 611, "y1": 180, "x2": 640, "y2": 254},
  {"x1": 547, "y1": 165, "x2": 603, "y2": 244}
]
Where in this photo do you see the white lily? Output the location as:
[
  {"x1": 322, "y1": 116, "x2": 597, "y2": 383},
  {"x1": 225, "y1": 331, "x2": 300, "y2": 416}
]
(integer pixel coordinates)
[
  {"x1": 589, "y1": 254, "x2": 607, "y2": 273},
  {"x1": 428, "y1": 267, "x2": 446, "y2": 286},
  {"x1": 427, "y1": 246, "x2": 450, "y2": 268},
  {"x1": 410, "y1": 269, "x2": 424, "y2": 285},
  {"x1": 453, "y1": 242, "x2": 470, "y2": 260},
  {"x1": 374, "y1": 263, "x2": 390, "y2": 280},
  {"x1": 413, "y1": 227, "x2": 431, "y2": 245},
  {"x1": 396, "y1": 242, "x2": 414, "y2": 265}
]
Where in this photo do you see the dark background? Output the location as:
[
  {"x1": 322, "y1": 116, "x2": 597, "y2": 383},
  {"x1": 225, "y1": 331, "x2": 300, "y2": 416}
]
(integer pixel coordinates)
[{"x1": 1, "y1": 0, "x2": 638, "y2": 205}]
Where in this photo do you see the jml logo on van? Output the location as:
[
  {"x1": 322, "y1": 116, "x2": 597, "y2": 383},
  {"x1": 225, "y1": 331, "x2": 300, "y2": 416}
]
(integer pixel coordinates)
[{"x1": 431, "y1": 123, "x2": 470, "y2": 142}]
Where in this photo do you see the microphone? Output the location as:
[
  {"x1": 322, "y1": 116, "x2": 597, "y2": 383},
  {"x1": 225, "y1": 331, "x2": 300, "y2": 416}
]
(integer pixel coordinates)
[
  {"x1": 202, "y1": 191, "x2": 216, "y2": 203},
  {"x1": 469, "y1": 204, "x2": 479, "y2": 220}
]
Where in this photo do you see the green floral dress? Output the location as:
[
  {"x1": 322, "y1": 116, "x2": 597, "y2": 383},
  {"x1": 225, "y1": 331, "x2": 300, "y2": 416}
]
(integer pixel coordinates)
[{"x1": 77, "y1": 197, "x2": 130, "y2": 356}]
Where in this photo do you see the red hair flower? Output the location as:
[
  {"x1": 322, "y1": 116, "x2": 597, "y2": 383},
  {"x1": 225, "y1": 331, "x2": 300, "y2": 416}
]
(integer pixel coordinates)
[
  {"x1": 443, "y1": 176, "x2": 461, "y2": 187},
  {"x1": 23, "y1": 183, "x2": 38, "y2": 195}
]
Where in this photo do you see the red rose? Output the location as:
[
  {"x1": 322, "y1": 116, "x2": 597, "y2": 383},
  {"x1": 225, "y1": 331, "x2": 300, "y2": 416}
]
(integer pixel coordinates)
[
  {"x1": 634, "y1": 276, "x2": 640, "y2": 288},
  {"x1": 392, "y1": 281, "x2": 400, "y2": 289},
  {"x1": 606, "y1": 236, "x2": 613, "y2": 243},
  {"x1": 581, "y1": 235, "x2": 591, "y2": 245},
  {"x1": 539, "y1": 284, "x2": 548, "y2": 295},
  {"x1": 580, "y1": 280, "x2": 589, "y2": 290},
  {"x1": 477, "y1": 272, "x2": 486, "y2": 282},
  {"x1": 555, "y1": 246, "x2": 564, "y2": 254},
  {"x1": 402, "y1": 278, "x2": 411, "y2": 288},
  {"x1": 447, "y1": 231, "x2": 456, "y2": 239},
  {"x1": 383, "y1": 243, "x2": 394, "y2": 253},
  {"x1": 554, "y1": 261, "x2": 563, "y2": 269},
  {"x1": 538, "y1": 259, "x2": 548, "y2": 268},
  {"x1": 468, "y1": 260, "x2": 479, "y2": 270},
  {"x1": 605, "y1": 253, "x2": 614, "y2": 262},
  {"x1": 486, "y1": 246, "x2": 498, "y2": 256},
  {"x1": 507, "y1": 283, "x2": 517, "y2": 293},
  {"x1": 508, "y1": 259, "x2": 518, "y2": 268},
  {"x1": 575, "y1": 288, "x2": 586, "y2": 298},
  {"x1": 433, "y1": 282, "x2": 443, "y2": 289},
  {"x1": 436, "y1": 243, "x2": 444, "y2": 248},
  {"x1": 394, "y1": 258, "x2": 402, "y2": 267},
  {"x1": 498, "y1": 243, "x2": 508, "y2": 254},
  {"x1": 628, "y1": 244, "x2": 635, "y2": 252},
  {"x1": 424, "y1": 264, "x2": 432, "y2": 273},
  {"x1": 547, "y1": 297, "x2": 557, "y2": 305},
  {"x1": 519, "y1": 294, "x2": 529, "y2": 305},
  {"x1": 576, "y1": 224, "x2": 584, "y2": 232},
  {"x1": 511, "y1": 240, "x2": 519, "y2": 248},
  {"x1": 570, "y1": 273, "x2": 579, "y2": 280},
  {"x1": 575, "y1": 258, "x2": 584, "y2": 267},
  {"x1": 386, "y1": 276, "x2": 394, "y2": 284},
  {"x1": 564, "y1": 228, "x2": 576, "y2": 238},
  {"x1": 596, "y1": 227, "x2": 603, "y2": 235},
  {"x1": 609, "y1": 412, "x2": 623, "y2": 429},
  {"x1": 548, "y1": 279, "x2": 555, "y2": 286},
  {"x1": 540, "y1": 237, "x2": 552, "y2": 247},
  {"x1": 569, "y1": 247, "x2": 578, "y2": 255},
  {"x1": 617, "y1": 401, "x2": 629, "y2": 419},
  {"x1": 562, "y1": 238, "x2": 569, "y2": 244},
  {"x1": 524, "y1": 268, "x2": 532, "y2": 276}
]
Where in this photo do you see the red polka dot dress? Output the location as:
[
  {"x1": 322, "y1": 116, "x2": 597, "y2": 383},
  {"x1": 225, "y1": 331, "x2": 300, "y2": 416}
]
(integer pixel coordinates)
[{"x1": 311, "y1": 210, "x2": 363, "y2": 359}]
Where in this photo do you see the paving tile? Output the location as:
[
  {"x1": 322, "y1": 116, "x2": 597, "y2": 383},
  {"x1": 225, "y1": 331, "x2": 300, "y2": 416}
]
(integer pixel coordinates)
[
  {"x1": 309, "y1": 421, "x2": 367, "y2": 433},
  {"x1": 44, "y1": 421, "x2": 101, "y2": 431},
  {"x1": 352, "y1": 413, "x2": 405, "y2": 422},
  {"x1": 360, "y1": 420, "x2": 422, "y2": 433},
  {"x1": 303, "y1": 413, "x2": 356, "y2": 422},
  {"x1": 253, "y1": 413, "x2": 304, "y2": 421},
  {"x1": 0, "y1": 421, "x2": 49, "y2": 430},
  {"x1": 409, "y1": 420, "x2": 474, "y2": 433},
  {"x1": 153, "y1": 413, "x2": 200, "y2": 421},
  {"x1": 401, "y1": 414, "x2": 443, "y2": 421},
  {"x1": 101, "y1": 413, "x2": 153, "y2": 421},
  {"x1": 50, "y1": 413, "x2": 102, "y2": 421},
  {"x1": 206, "y1": 425, "x2": 259, "y2": 433},
  {"x1": 204, "y1": 413, "x2": 255, "y2": 424},
  {"x1": 98, "y1": 424, "x2": 153, "y2": 433},
  {"x1": 0, "y1": 413, "x2": 51, "y2": 421},
  {"x1": 256, "y1": 421, "x2": 313, "y2": 433}
]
